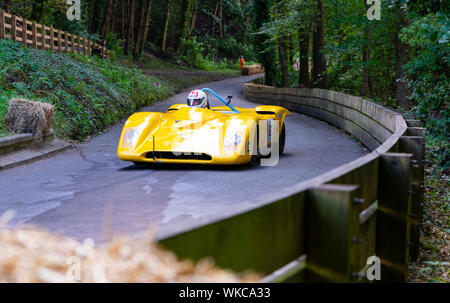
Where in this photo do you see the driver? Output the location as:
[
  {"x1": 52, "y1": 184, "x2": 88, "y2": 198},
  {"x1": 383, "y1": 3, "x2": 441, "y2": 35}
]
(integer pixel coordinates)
[{"x1": 187, "y1": 89, "x2": 209, "y2": 109}]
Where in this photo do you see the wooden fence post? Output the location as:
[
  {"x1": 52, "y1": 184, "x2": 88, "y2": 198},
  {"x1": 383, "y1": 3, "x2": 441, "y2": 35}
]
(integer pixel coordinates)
[
  {"x1": 0, "y1": 10, "x2": 5, "y2": 39},
  {"x1": 57, "y1": 29, "x2": 62, "y2": 52},
  {"x1": 88, "y1": 40, "x2": 91, "y2": 56},
  {"x1": 400, "y1": 132, "x2": 426, "y2": 261},
  {"x1": 405, "y1": 120, "x2": 422, "y2": 128},
  {"x1": 41, "y1": 26, "x2": 46, "y2": 50},
  {"x1": 77, "y1": 36, "x2": 81, "y2": 54},
  {"x1": 306, "y1": 184, "x2": 360, "y2": 282},
  {"x1": 50, "y1": 26, "x2": 54, "y2": 51},
  {"x1": 22, "y1": 19, "x2": 27, "y2": 46},
  {"x1": 31, "y1": 22, "x2": 37, "y2": 49},
  {"x1": 11, "y1": 15, "x2": 16, "y2": 42},
  {"x1": 377, "y1": 153, "x2": 412, "y2": 282},
  {"x1": 65, "y1": 32, "x2": 68, "y2": 52}
]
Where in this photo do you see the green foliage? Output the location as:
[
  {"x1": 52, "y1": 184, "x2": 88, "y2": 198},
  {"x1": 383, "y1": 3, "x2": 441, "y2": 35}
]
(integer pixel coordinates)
[
  {"x1": 177, "y1": 37, "x2": 240, "y2": 72},
  {"x1": 401, "y1": 12, "x2": 450, "y2": 170},
  {"x1": 257, "y1": 0, "x2": 317, "y2": 39},
  {"x1": 208, "y1": 37, "x2": 256, "y2": 62},
  {"x1": 104, "y1": 31, "x2": 124, "y2": 58},
  {"x1": 177, "y1": 37, "x2": 206, "y2": 69},
  {"x1": 0, "y1": 39, "x2": 169, "y2": 140},
  {"x1": 252, "y1": 0, "x2": 277, "y2": 86}
]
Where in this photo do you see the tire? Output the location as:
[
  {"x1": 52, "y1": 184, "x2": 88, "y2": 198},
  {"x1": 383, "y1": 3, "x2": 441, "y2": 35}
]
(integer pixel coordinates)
[
  {"x1": 279, "y1": 124, "x2": 286, "y2": 155},
  {"x1": 133, "y1": 161, "x2": 147, "y2": 166}
]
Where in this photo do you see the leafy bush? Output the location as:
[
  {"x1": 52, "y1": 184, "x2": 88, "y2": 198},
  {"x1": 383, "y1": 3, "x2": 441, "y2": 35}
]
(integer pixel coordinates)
[
  {"x1": 177, "y1": 37, "x2": 206, "y2": 69},
  {"x1": 401, "y1": 13, "x2": 450, "y2": 171},
  {"x1": 177, "y1": 37, "x2": 242, "y2": 72}
]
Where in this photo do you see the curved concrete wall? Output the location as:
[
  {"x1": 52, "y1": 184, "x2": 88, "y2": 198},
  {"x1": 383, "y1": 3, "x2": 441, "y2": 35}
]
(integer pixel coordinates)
[{"x1": 158, "y1": 83, "x2": 425, "y2": 283}]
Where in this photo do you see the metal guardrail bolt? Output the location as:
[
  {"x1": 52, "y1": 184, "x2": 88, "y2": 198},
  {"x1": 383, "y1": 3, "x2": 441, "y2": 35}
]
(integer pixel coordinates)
[
  {"x1": 411, "y1": 159, "x2": 418, "y2": 164},
  {"x1": 354, "y1": 197, "x2": 364, "y2": 204},
  {"x1": 352, "y1": 236, "x2": 363, "y2": 244}
]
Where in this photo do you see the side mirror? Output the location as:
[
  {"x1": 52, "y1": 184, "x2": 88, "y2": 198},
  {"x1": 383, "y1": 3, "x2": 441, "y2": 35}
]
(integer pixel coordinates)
[{"x1": 226, "y1": 95, "x2": 233, "y2": 104}]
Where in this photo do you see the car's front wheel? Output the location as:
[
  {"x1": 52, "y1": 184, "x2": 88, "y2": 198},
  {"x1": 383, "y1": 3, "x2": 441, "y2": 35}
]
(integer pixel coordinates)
[{"x1": 279, "y1": 124, "x2": 286, "y2": 155}]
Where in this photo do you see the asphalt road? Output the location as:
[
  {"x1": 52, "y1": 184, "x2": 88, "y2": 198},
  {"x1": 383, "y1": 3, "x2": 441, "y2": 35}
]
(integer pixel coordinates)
[{"x1": 0, "y1": 75, "x2": 367, "y2": 242}]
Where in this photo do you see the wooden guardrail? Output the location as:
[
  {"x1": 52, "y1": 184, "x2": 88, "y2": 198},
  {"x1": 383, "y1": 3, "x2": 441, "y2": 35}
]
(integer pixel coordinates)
[
  {"x1": 0, "y1": 10, "x2": 108, "y2": 58},
  {"x1": 156, "y1": 81, "x2": 425, "y2": 283}
]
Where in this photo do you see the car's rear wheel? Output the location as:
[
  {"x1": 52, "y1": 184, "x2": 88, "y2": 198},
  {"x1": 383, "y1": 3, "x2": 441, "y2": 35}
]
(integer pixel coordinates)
[{"x1": 133, "y1": 161, "x2": 147, "y2": 166}]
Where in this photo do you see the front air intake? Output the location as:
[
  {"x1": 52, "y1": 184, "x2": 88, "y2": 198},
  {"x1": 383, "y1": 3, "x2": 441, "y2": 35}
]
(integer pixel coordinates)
[{"x1": 145, "y1": 151, "x2": 212, "y2": 161}]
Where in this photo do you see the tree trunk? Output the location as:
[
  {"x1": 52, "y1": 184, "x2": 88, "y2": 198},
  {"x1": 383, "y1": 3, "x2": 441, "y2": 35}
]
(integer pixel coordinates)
[
  {"x1": 125, "y1": 0, "x2": 135, "y2": 56},
  {"x1": 139, "y1": 0, "x2": 153, "y2": 53},
  {"x1": 278, "y1": 37, "x2": 290, "y2": 87},
  {"x1": 100, "y1": 0, "x2": 114, "y2": 38},
  {"x1": 110, "y1": 0, "x2": 117, "y2": 33},
  {"x1": 211, "y1": 2, "x2": 219, "y2": 40},
  {"x1": 161, "y1": 0, "x2": 174, "y2": 52},
  {"x1": 134, "y1": 0, "x2": 148, "y2": 58},
  {"x1": 219, "y1": 0, "x2": 223, "y2": 38},
  {"x1": 298, "y1": 32, "x2": 310, "y2": 87},
  {"x1": 188, "y1": 2, "x2": 198, "y2": 36},
  {"x1": 361, "y1": 0, "x2": 375, "y2": 98},
  {"x1": 121, "y1": 0, "x2": 127, "y2": 38},
  {"x1": 312, "y1": 0, "x2": 327, "y2": 89},
  {"x1": 176, "y1": 0, "x2": 194, "y2": 54},
  {"x1": 361, "y1": 25, "x2": 371, "y2": 97},
  {"x1": 253, "y1": 0, "x2": 277, "y2": 86},
  {"x1": 89, "y1": 1, "x2": 100, "y2": 33},
  {"x1": 395, "y1": 5, "x2": 410, "y2": 109}
]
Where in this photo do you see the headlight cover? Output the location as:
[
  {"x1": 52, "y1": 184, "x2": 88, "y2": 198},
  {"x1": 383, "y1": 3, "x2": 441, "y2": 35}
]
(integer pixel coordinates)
[{"x1": 121, "y1": 128, "x2": 140, "y2": 149}]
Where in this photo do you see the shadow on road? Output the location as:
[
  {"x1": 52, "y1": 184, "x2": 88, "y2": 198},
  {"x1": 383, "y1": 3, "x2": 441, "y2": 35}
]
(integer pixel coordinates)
[
  {"x1": 118, "y1": 153, "x2": 293, "y2": 172},
  {"x1": 119, "y1": 162, "x2": 255, "y2": 172}
]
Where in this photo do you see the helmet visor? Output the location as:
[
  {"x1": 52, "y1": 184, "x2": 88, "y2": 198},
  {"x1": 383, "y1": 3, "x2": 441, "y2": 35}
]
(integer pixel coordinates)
[{"x1": 187, "y1": 98, "x2": 202, "y2": 106}]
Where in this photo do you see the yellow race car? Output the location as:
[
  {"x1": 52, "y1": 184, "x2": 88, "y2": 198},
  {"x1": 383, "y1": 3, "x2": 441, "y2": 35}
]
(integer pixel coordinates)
[{"x1": 117, "y1": 88, "x2": 290, "y2": 165}]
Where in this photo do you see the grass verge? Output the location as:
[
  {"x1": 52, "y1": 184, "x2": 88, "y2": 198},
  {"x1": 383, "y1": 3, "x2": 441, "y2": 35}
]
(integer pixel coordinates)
[{"x1": 0, "y1": 40, "x2": 239, "y2": 141}]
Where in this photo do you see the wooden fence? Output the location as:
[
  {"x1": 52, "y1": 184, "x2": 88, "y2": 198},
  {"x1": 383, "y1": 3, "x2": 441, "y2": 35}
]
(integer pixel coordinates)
[{"x1": 0, "y1": 10, "x2": 108, "y2": 58}]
